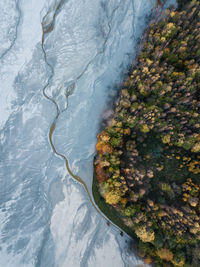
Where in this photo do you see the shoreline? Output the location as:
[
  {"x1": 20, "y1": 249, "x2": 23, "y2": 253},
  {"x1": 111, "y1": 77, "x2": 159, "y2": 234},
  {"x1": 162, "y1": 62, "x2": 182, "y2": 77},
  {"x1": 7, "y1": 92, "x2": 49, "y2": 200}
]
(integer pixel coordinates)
[{"x1": 92, "y1": 163, "x2": 136, "y2": 239}]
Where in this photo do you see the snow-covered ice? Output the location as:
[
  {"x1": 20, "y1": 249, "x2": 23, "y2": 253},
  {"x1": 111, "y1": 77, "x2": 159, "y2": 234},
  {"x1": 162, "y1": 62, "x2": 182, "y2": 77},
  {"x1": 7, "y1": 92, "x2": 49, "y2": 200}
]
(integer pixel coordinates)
[{"x1": 0, "y1": 0, "x2": 175, "y2": 266}]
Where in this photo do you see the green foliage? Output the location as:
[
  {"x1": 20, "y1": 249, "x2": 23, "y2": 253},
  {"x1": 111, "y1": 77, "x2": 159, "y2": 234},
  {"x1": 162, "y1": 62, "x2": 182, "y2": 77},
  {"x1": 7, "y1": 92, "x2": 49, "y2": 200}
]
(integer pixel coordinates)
[
  {"x1": 124, "y1": 205, "x2": 137, "y2": 217},
  {"x1": 110, "y1": 137, "x2": 121, "y2": 147}
]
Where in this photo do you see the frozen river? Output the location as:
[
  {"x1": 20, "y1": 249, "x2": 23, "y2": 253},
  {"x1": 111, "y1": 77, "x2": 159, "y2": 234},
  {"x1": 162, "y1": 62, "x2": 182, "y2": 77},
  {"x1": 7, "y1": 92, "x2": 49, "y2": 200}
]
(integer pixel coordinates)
[{"x1": 0, "y1": 0, "x2": 175, "y2": 266}]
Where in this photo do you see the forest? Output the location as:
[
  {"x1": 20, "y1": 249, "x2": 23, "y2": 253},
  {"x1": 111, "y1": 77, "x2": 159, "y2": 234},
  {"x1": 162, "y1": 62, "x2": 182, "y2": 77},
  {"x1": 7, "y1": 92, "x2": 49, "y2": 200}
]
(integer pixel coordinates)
[{"x1": 94, "y1": 1, "x2": 200, "y2": 266}]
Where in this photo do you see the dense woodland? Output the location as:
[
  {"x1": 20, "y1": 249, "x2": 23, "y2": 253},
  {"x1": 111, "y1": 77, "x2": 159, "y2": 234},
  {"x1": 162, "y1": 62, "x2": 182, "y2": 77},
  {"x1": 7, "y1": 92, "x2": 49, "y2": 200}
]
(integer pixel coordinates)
[{"x1": 94, "y1": 1, "x2": 200, "y2": 266}]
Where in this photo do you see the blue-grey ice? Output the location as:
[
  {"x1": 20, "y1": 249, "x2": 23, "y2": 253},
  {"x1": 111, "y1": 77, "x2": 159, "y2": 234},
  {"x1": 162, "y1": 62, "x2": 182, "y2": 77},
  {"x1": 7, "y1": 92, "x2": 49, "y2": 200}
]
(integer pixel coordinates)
[{"x1": 0, "y1": 0, "x2": 175, "y2": 266}]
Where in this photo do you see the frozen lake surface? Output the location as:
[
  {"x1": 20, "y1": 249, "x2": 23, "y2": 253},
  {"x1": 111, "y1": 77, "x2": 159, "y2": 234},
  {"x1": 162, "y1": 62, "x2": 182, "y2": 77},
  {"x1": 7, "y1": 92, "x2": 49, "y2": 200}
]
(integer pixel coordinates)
[{"x1": 0, "y1": 0, "x2": 175, "y2": 266}]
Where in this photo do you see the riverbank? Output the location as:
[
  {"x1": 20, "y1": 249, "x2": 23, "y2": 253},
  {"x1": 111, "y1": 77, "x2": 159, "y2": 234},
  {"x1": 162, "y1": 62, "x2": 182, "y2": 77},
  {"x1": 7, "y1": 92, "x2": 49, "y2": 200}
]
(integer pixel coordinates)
[
  {"x1": 93, "y1": 1, "x2": 200, "y2": 266},
  {"x1": 93, "y1": 164, "x2": 137, "y2": 238}
]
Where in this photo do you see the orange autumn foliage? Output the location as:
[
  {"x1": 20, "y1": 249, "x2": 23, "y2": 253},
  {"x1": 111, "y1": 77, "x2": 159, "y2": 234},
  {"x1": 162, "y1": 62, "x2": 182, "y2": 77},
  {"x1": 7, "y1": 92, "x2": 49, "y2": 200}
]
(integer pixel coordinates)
[
  {"x1": 156, "y1": 248, "x2": 173, "y2": 262},
  {"x1": 95, "y1": 163, "x2": 109, "y2": 183},
  {"x1": 96, "y1": 141, "x2": 113, "y2": 155},
  {"x1": 121, "y1": 198, "x2": 127, "y2": 205},
  {"x1": 144, "y1": 257, "x2": 152, "y2": 264}
]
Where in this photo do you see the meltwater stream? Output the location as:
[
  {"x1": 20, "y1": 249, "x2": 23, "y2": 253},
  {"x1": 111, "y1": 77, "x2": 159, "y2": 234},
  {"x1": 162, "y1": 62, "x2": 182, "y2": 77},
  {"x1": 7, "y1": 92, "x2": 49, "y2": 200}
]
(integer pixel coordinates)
[{"x1": 0, "y1": 0, "x2": 175, "y2": 266}]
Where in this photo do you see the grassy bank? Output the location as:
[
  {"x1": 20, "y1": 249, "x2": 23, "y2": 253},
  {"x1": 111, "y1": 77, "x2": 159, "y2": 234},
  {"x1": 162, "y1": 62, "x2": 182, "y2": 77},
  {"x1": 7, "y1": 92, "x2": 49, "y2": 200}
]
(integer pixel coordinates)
[{"x1": 92, "y1": 167, "x2": 137, "y2": 239}]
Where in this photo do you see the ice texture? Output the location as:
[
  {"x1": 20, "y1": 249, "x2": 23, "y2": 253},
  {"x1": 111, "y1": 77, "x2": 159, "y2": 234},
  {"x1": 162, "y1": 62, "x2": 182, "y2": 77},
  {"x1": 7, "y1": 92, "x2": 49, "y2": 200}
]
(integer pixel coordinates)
[{"x1": 0, "y1": 0, "x2": 175, "y2": 266}]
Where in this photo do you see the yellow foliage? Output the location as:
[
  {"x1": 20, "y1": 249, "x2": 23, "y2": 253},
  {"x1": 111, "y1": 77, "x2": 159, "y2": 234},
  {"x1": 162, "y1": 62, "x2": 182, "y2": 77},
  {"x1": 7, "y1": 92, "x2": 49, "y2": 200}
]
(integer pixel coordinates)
[
  {"x1": 146, "y1": 58, "x2": 153, "y2": 66},
  {"x1": 177, "y1": 139, "x2": 184, "y2": 146},
  {"x1": 108, "y1": 167, "x2": 113, "y2": 172},
  {"x1": 166, "y1": 22, "x2": 175, "y2": 29},
  {"x1": 105, "y1": 191, "x2": 121, "y2": 205},
  {"x1": 172, "y1": 72, "x2": 179, "y2": 77},
  {"x1": 143, "y1": 67, "x2": 149, "y2": 73},
  {"x1": 171, "y1": 259, "x2": 185, "y2": 267},
  {"x1": 191, "y1": 142, "x2": 200, "y2": 152},
  {"x1": 156, "y1": 248, "x2": 173, "y2": 262},
  {"x1": 135, "y1": 226, "x2": 155, "y2": 243},
  {"x1": 162, "y1": 135, "x2": 171, "y2": 144},
  {"x1": 140, "y1": 124, "x2": 150, "y2": 133},
  {"x1": 170, "y1": 11, "x2": 176, "y2": 17}
]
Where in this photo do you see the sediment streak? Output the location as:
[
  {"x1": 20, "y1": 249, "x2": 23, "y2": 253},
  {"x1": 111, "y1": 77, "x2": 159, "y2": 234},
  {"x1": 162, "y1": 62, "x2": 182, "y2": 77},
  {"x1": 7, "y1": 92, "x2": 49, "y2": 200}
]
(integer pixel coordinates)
[{"x1": 40, "y1": 2, "x2": 121, "y2": 226}]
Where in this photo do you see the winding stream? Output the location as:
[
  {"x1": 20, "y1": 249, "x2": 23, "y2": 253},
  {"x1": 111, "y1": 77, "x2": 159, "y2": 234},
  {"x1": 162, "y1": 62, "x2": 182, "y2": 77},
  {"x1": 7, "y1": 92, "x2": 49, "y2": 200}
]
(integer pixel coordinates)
[
  {"x1": 0, "y1": 0, "x2": 175, "y2": 266},
  {"x1": 41, "y1": 0, "x2": 118, "y2": 221}
]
